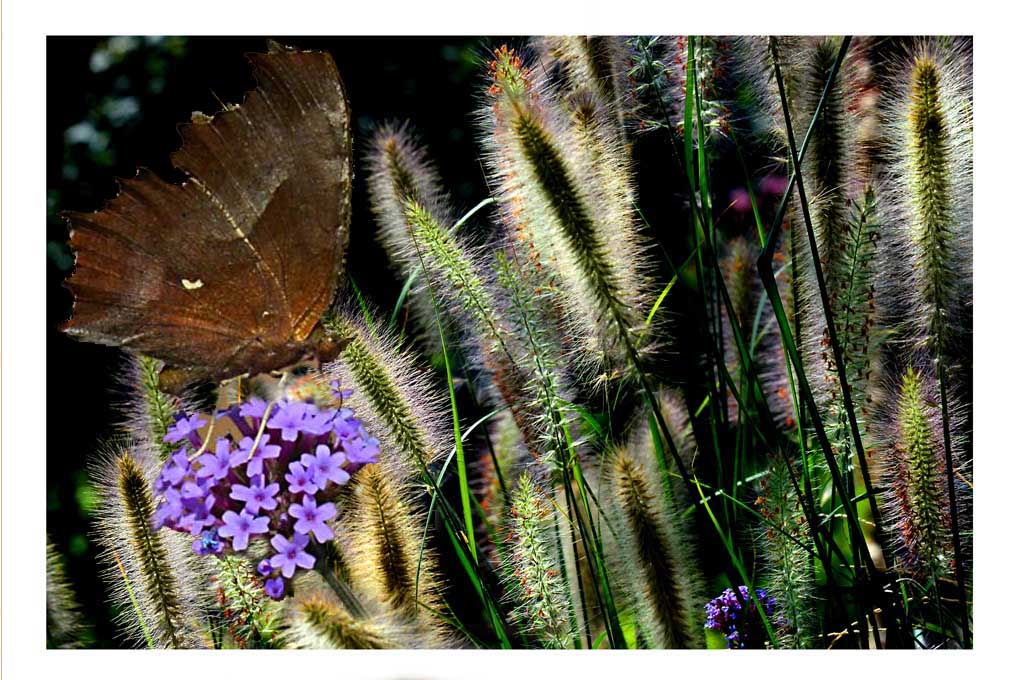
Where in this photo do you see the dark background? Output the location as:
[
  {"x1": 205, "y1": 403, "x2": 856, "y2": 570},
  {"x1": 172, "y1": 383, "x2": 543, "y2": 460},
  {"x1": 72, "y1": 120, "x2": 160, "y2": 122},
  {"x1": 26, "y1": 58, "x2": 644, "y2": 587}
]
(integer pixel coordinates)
[{"x1": 46, "y1": 36, "x2": 517, "y2": 646}]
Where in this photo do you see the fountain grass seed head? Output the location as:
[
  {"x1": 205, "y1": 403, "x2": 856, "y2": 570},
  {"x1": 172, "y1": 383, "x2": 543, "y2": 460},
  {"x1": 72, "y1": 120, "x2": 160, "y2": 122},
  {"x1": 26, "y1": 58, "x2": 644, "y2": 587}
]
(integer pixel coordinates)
[
  {"x1": 756, "y1": 454, "x2": 817, "y2": 648},
  {"x1": 608, "y1": 447, "x2": 702, "y2": 648},
  {"x1": 323, "y1": 308, "x2": 452, "y2": 473},
  {"x1": 284, "y1": 588, "x2": 401, "y2": 649},
  {"x1": 531, "y1": 36, "x2": 629, "y2": 138},
  {"x1": 47, "y1": 540, "x2": 87, "y2": 648},
  {"x1": 874, "y1": 361, "x2": 970, "y2": 582},
  {"x1": 92, "y1": 444, "x2": 212, "y2": 648},
  {"x1": 340, "y1": 458, "x2": 454, "y2": 646},
  {"x1": 479, "y1": 43, "x2": 656, "y2": 385},
  {"x1": 879, "y1": 38, "x2": 972, "y2": 364},
  {"x1": 503, "y1": 471, "x2": 576, "y2": 648}
]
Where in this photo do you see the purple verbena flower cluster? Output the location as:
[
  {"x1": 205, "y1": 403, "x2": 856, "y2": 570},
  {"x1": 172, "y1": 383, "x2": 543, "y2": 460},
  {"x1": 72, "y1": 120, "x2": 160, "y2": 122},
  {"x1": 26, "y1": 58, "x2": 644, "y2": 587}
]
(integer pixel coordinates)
[
  {"x1": 152, "y1": 391, "x2": 379, "y2": 601},
  {"x1": 704, "y1": 585, "x2": 777, "y2": 649}
]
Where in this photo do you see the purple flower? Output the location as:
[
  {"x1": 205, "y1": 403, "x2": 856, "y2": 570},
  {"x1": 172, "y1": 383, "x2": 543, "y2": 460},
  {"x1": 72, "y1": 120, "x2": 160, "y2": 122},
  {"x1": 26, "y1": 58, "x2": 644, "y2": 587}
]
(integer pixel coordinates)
[
  {"x1": 197, "y1": 439, "x2": 245, "y2": 480},
  {"x1": 331, "y1": 409, "x2": 359, "y2": 440},
  {"x1": 300, "y1": 406, "x2": 336, "y2": 436},
  {"x1": 229, "y1": 476, "x2": 280, "y2": 515},
  {"x1": 267, "y1": 401, "x2": 308, "y2": 441},
  {"x1": 759, "y1": 173, "x2": 789, "y2": 196},
  {"x1": 152, "y1": 488, "x2": 183, "y2": 529},
  {"x1": 264, "y1": 576, "x2": 285, "y2": 600},
  {"x1": 269, "y1": 532, "x2": 315, "y2": 578},
  {"x1": 239, "y1": 396, "x2": 271, "y2": 420},
  {"x1": 181, "y1": 494, "x2": 217, "y2": 536},
  {"x1": 728, "y1": 187, "x2": 752, "y2": 213},
  {"x1": 288, "y1": 495, "x2": 336, "y2": 542},
  {"x1": 163, "y1": 413, "x2": 207, "y2": 443},
  {"x1": 284, "y1": 461, "x2": 319, "y2": 495},
  {"x1": 257, "y1": 559, "x2": 273, "y2": 577},
  {"x1": 155, "y1": 448, "x2": 191, "y2": 492},
  {"x1": 329, "y1": 380, "x2": 352, "y2": 401},
  {"x1": 218, "y1": 510, "x2": 270, "y2": 551},
  {"x1": 301, "y1": 444, "x2": 350, "y2": 488},
  {"x1": 342, "y1": 436, "x2": 380, "y2": 465},
  {"x1": 238, "y1": 434, "x2": 281, "y2": 478}
]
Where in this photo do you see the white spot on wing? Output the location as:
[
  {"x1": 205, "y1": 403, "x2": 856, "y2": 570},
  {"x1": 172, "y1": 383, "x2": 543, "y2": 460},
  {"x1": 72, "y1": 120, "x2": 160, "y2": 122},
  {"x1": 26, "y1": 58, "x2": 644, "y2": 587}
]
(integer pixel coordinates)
[{"x1": 182, "y1": 278, "x2": 204, "y2": 290}]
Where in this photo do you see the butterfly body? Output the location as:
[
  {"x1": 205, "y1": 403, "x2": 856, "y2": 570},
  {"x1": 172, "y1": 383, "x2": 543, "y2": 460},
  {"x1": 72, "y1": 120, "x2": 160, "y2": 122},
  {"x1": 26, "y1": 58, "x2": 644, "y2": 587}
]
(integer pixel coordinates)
[{"x1": 62, "y1": 44, "x2": 353, "y2": 393}]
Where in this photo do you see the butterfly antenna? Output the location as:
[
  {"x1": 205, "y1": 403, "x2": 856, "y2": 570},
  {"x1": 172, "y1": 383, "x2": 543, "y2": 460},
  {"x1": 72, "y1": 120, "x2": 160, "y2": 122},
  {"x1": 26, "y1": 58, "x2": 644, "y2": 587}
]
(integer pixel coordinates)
[
  {"x1": 188, "y1": 415, "x2": 219, "y2": 462},
  {"x1": 246, "y1": 372, "x2": 287, "y2": 461}
]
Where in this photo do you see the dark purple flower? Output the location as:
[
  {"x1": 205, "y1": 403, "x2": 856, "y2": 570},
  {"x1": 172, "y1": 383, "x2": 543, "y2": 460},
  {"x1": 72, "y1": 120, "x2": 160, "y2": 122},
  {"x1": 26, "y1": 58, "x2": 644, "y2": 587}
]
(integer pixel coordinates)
[
  {"x1": 239, "y1": 434, "x2": 282, "y2": 478},
  {"x1": 704, "y1": 586, "x2": 777, "y2": 649},
  {"x1": 257, "y1": 559, "x2": 273, "y2": 577},
  {"x1": 229, "y1": 476, "x2": 280, "y2": 515},
  {"x1": 301, "y1": 444, "x2": 350, "y2": 488},
  {"x1": 267, "y1": 401, "x2": 308, "y2": 442},
  {"x1": 192, "y1": 529, "x2": 223, "y2": 556},
  {"x1": 163, "y1": 413, "x2": 207, "y2": 443},
  {"x1": 288, "y1": 495, "x2": 336, "y2": 542},
  {"x1": 284, "y1": 461, "x2": 318, "y2": 495},
  {"x1": 218, "y1": 510, "x2": 270, "y2": 551},
  {"x1": 269, "y1": 532, "x2": 315, "y2": 578},
  {"x1": 264, "y1": 576, "x2": 285, "y2": 600}
]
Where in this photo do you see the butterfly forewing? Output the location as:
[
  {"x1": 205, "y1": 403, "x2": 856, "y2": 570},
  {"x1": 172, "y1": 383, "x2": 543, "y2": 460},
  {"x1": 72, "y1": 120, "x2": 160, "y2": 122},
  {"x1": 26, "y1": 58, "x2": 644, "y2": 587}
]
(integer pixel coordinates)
[{"x1": 62, "y1": 46, "x2": 352, "y2": 386}]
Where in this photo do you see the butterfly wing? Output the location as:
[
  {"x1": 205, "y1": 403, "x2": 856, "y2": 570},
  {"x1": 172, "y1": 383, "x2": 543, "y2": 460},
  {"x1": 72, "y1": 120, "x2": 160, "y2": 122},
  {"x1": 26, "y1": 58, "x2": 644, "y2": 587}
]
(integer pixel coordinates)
[{"x1": 62, "y1": 46, "x2": 352, "y2": 383}]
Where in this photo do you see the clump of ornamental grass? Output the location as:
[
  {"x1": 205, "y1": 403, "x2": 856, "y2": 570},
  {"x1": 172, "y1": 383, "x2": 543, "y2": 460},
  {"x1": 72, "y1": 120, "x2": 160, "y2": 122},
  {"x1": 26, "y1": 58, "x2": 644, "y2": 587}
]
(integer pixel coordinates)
[
  {"x1": 323, "y1": 309, "x2": 451, "y2": 474},
  {"x1": 503, "y1": 471, "x2": 577, "y2": 649},
  {"x1": 874, "y1": 363, "x2": 969, "y2": 583},
  {"x1": 607, "y1": 409, "x2": 702, "y2": 649},
  {"x1": 480, "y1": 44, "x2": 656, "y2": 384},
  {"x1": 340, "y1": 459, "x2": 453, "y2": 646},
  {"x1": 879, "y1": 38, "x2": 972, "y2": 366},
  {"x1": 47, "y1": 540, "x2": 87, "y2": 648},
  {"x1": 92, "y1": 445, "x2": 212, "y2": 648},
  {"x1": 756, "y1": 454, "x2": 818, "y2": 648}
]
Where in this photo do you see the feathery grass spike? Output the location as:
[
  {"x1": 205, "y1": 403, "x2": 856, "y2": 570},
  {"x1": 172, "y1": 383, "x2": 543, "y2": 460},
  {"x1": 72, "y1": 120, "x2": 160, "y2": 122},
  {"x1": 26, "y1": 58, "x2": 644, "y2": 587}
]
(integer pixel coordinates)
[
  {"x1": 47, "y1": 540, "x2": 87, "y2": 648},
  {"x1": 505, "y1": 473, "x2": 576, "y2": 648},
  {"x1": 611, "y1": 450, "x2": 699, "y2": 648},
  {"x1": 93, "y1": 447, "x2": 209, "y2": 648}
]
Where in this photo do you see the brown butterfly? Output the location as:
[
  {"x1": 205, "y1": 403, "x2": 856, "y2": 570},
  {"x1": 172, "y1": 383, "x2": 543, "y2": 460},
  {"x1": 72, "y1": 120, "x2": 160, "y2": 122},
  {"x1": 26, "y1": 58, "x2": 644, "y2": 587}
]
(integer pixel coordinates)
[{"x1": 61, "y1": 43, "x2": 353, "y2": 393}]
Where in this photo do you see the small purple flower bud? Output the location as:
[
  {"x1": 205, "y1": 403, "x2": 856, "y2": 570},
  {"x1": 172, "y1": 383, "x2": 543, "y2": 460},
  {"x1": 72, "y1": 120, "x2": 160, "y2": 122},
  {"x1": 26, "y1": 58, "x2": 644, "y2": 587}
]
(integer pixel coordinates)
[{"x1": 264, "y1": 576, "x2": 285, "y2": 600}]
